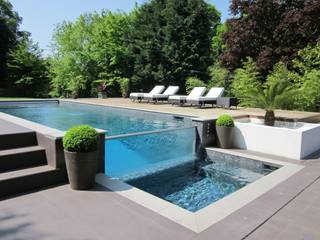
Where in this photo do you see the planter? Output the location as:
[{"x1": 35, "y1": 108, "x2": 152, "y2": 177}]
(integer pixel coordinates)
[
  {"x1": 98, "y1": 92, "x2": 107, "y2": 99},
  {"x1": 216, "y1": 126, "x2": 233, "y2": 149},
  {"x1": 64, "y1": 150, "x2": 98, "y2": 190},
  {"x1": 232, "y1": 121, "x2": 320, "y2": 159}
]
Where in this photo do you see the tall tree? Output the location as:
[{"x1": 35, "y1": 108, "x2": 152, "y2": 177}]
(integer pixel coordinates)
[
  {"x1": 0, "y1": 0, "x2": 23, "y2": 86},
  {"x1": 7, "y1": 36, "x2": 49, "y2": 97},
  {"x1": 129, "y1": 0, "x2": 220, "y2": 92},
  {"x1": 50, "y1": 11, "x2": 132, "y2": 97},
  {"x1": 220, "y1": 0, "x2": 320, "y2": 76}
]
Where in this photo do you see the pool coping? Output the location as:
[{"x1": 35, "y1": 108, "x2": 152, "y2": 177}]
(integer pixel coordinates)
[{"x1": 95, "y1": 149, "x2": 304, "y2": 233}]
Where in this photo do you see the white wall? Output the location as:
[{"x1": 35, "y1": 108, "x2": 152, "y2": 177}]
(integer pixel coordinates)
[{"x1": 232, "y1": 122, "x2": 320, "y2": 160}]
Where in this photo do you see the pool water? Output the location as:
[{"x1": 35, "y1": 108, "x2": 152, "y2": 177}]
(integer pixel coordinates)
[
  {"x1": 0, "y1": 101, "x2": 197, "y2": 181},
  {"x1": 0, "y1": 102, "x2": 191, "y2": 135},
  {"x1": 106, "y1": 127, "x2": 197, "y2": 180},
  {"x1": 127, "y1": 160, "x2": 276, "y2": 212}
]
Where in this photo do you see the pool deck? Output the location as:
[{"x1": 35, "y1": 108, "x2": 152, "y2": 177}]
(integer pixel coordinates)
[
  {"x1": 1, "y1": 98, "x2": 320, "y2": 239},
  {"x1": 1, "y1": 149, "x2": 320, "y2": 240},
  {"x1": 68, "y1": 98, "x2": 320, "y2": 122}
]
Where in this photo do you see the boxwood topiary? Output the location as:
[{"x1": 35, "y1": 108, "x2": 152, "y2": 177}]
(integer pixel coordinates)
[
  {"x1": 63, "y1": 125, "x2": 99, "y2": 152},
  {"x1": 216, "y1": 114, "x2": 234, "y2": 128}
]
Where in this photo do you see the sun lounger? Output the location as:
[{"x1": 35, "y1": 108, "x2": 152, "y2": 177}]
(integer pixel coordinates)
[
  {"x1": 129, "y1": 85, "x2": 165, "y2": 101},
  {"x1": 187, "y1": 87, "x2": 224, "y2": 107},
  {"x1": 168, "y1": 87, "x2": 207, "y2": 105},
  {"x1": 144, "y1": 86, "x2": 180, "y2": 103}
]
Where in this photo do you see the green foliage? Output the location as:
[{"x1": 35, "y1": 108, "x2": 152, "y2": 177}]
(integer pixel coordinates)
[
  {"x1": 211, "y1": 23, "x2": 227, "y2": 60},
  {"x1": 0, "y1": 0, "x2": 24, "y2": 86},
  {"x1": 216, "y1": 114, "x2": 234, "y2": 127},
  {"x1": 290, "y1": 42, "x2": 320, "y2": 111},
  {"x1": 234, "y1": 61, "x2": 294, "y2": 111},
  {"x1": 63, "y1": 125, "x2": 99, "y2": 153},
  {"x1": 7, "y1": 37, "x2": 49, "y2": 97},
  {"x1": 128, "y1": 0, "x2": 221, "y2": 92},
  {"x1": 50, "y1": 11, "x2": 132, "y2": 97},
  {"x1": 185, "y1": 77, "x2": 206, "y2": 94},
  {"x1": 208, "y1": 63, "x2": 230, "y2": 94},
  {"x1": 231, "y1": 58, "x2": 262, "y2": 106},
  {"x1": 118, "y1": 77, "x2": 130, "y2": 98}
]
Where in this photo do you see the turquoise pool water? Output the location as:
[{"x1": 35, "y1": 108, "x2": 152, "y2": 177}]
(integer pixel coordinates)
[
  {"x1": 0, "y1": 101, "x2": 196, "y2": 179},
  {"x1": 0, "y1": 101, "x2": 191, "y2": 135},
  {"x1": 128, "y1": 159, "x2": 276, "y2": 212},
  {"x1": 107, "y1": 127, "x2": 197, "y2": 180}
]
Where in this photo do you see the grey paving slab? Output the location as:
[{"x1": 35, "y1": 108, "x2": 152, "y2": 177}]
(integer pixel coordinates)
[
  {"x1": 0, "y1": 119, "x2": 33, "y2": 135},
  {"x1": 0, "y1": 184, "x2": 196, "y2": 240},
  {"x1": 246, "y1": 178, "x2": 320, "y2": 240}
]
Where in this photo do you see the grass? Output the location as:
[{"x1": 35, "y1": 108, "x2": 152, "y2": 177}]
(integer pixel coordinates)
[{"x1": 0, "y1": 97, "x2": 36, "y2": 101}]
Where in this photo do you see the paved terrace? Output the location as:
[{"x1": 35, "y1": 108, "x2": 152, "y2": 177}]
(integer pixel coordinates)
[
  {"x1": 70, "y1": 97, "x2": 320, "y2": 122},
  {"x1": 1, "y1": 98, "x2": 320, "y2": 240}
]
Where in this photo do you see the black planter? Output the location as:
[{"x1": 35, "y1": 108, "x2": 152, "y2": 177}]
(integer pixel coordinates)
[
  {"x1": 216, "y1": 126, "x2": 234, "y2": 149},
  {"x1": 64, "y1": 150, "x2": 98, "y2": 190}
]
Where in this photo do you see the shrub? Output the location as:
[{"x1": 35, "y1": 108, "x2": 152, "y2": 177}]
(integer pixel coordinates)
[
  {"x1": 63, "y1": 125, "x2": 99, "y2": 152},
  {"x1": 118, "y1": 77, "x2": 130, "y2": 98},
  {"x1": 185, "y1": 77, "x2": 206, "y2": 94},
  {"x1": 216, "y1": 115, "x2": 234, "y2": 127}
]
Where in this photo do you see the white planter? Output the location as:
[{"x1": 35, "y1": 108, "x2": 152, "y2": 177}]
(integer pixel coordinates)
[{"x1": 232, "y1": 121, "x2": 320, "y2": 160}]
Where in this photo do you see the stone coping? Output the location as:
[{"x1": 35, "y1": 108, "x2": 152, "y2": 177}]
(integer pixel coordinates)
[{"x1": 96, "y1": 149, "x2": 303, "y2": 233}]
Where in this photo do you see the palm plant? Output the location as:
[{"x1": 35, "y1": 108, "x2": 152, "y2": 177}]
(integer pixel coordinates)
[{"x1": 241, "y1": 79, "x2": 293, "y2": 126}]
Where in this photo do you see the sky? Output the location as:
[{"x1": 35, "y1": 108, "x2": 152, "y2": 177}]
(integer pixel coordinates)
[{"x1": 9, "y1": 0, "x2": 231, "y2": 55}]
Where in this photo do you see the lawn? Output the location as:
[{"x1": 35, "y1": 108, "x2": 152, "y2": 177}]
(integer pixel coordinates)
[{"x1": 0, "y1": 97, "x2": 36, "y2": 101}]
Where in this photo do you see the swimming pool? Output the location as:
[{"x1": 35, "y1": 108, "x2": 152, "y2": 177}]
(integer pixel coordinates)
[
  {"x1": 0, "y1": 101, "x2": 191, "y2": 135},
  {"x1": 0, "y1": 101, "x2": 196, "y2": 179}
]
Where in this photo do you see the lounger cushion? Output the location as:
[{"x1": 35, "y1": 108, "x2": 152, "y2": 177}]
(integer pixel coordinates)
[
  {"x1": 206, "y1": 87, "x2": 224, "y2": 98},
  {"x1": 130, "y1": 93, "x2": 144, "y2": 98},
  {"x1": 169, "y1": 95, "x2": 187, "y2": 100}
]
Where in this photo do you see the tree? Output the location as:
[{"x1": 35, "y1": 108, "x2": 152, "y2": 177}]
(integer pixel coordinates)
[
  {"x1": 50, "y1": 11, "x2": 132, "y2": 97},
  {"x1": 7, "y1": 36, "x2": 49, "y2": 97},
  {"x1": 220, "y1": 0, "x2": 320, "y2": 76},
  {"x1": 129, "y1": 0, "x2": 221, "y2": 92},
  {"x1": 0, "y1": 0, "x2": 23, "y2": 86},
  {"x1": 291, "y1": 42, "x2": 320, "y2": 111}
]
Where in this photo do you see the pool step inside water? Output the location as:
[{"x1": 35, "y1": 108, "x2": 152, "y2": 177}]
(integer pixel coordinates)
[{"x1": 0, "y1": 119, "x2": 67, "y2": 198}]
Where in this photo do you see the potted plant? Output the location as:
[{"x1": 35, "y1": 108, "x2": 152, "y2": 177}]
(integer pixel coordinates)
[
  {"x1": 215, "y1": 114, "x2": 234, "y2": 149},
  {"x1": 118, "y1": 77, "x2": 130, "y2": 98},
  {"x1": 94, "y1": 80, "x2": 108, "y2": 99},
  {"x1": 63, "y1": 125, "x2": 99, "y2": 190}
]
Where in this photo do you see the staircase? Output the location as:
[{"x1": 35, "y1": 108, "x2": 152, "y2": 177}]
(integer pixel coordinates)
[{"x1": 0, "y1": 119, "x2": 67, "y2": 198}]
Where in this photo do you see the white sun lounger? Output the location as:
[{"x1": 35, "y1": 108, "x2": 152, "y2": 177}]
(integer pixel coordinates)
[
  {"x1": 187, "y1": 87, "x2": 224, "y2": 107},
  {"x1": 168, "y1": 87, "x2": 207, "y2": 105},
  {"x1": 144, "y1": 86, "x2": 180, "y2": 103},
  {"x1": 129, "y1": 85, "x2": 165, "y2": 101}
]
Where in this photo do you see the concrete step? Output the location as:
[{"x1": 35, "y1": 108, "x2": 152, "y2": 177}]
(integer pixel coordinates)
[
  {"x1": 0, "y1": 165, "x2": 68, "y2": 198},
  {"x1": 0, "y1": 132, "x2": 38, "y2": 150},
  {"x1": 0, "y1": 146, "x2": 47, "y2": 173}
]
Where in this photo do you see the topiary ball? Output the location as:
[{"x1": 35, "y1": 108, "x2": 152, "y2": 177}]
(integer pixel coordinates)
[
  {"x1": 63, "y1": 125, "x2": 99, "y2": 153},
  {"x1": 216, "y1": 114, "x2": 234, "y2": 128}
]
